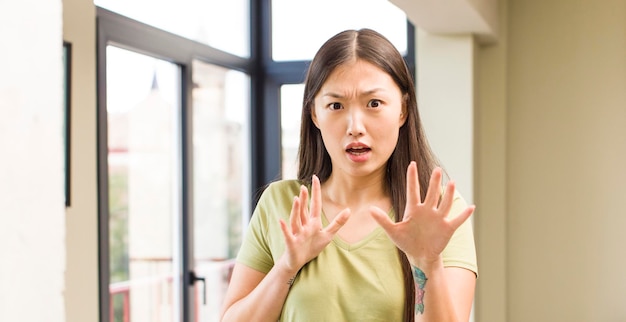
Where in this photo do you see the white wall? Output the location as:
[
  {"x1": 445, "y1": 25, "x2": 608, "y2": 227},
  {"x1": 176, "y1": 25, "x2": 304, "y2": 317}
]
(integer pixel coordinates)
[
  {"x1": 417, "y1": 31, "x2": 476, "y2": 204},
  {"x1": 0, "y1": 1, "x2": 65, "y2": 321}
]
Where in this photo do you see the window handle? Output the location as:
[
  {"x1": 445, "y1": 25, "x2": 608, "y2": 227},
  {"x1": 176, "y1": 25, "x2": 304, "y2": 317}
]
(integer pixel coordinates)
[{"x1": 189, "y1": 271, "x2": 207, "y2": 305}]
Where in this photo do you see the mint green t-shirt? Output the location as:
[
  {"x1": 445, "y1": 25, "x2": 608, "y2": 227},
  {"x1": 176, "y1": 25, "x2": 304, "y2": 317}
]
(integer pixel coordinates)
[{"x1": 236, "y1": 180, "x2": 478, "y2": 321}]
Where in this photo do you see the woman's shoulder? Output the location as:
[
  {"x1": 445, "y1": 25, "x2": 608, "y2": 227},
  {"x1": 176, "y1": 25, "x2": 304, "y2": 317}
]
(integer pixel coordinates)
[
  {"x1": 265, "y1": 179, "x2": 304, "y2": 194},
  {"x1": 267, "y1": 179, "x2": 304, "y2": 190},
  {"x1": 258, "y1": 179, "x2": 305, "y2": 204},
  {"x1": 252, "y1": 179, "x2": 305, "y2": 221}
]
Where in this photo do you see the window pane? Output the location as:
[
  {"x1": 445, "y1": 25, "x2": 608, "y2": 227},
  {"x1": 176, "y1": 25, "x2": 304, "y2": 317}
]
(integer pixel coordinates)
[
  {"x1": 95, "y1": 0, "x2": 250, "y2": 57},
  {"x1": 281, "y1": 84, "x2": 304, "y2": 179},
  {"x1": 192, "y1": 60, "x2": 250, "y2": 320},
  {"x1": 106, "y1": 46, "x2": 182, "y2": 322},
  {"x1": 272, "y1": 0, "x2": 407, "y2": 61}
]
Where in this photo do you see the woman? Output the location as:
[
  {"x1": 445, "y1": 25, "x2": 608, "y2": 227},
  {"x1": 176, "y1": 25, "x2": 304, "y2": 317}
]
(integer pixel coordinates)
[{"x1": 221, "y1": 29, "x2": 477, "y2": 322}]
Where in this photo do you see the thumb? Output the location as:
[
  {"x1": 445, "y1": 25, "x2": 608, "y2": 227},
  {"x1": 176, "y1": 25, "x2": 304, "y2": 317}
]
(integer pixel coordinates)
[{"x1": 369, "y1": 206, "x2": 395, "y2": 232}]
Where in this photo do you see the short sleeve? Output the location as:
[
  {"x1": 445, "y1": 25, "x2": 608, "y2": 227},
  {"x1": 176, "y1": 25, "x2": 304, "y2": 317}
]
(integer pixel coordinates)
[
  {"x1": 235, "y1": 180, "x2": 300, "y2": 274},
  {"x1": 235, "y1": 187, "x2": 275, "y2": 274},
  {"x1": 441, "y1": 192, "x2": 478, "y2": 277}
]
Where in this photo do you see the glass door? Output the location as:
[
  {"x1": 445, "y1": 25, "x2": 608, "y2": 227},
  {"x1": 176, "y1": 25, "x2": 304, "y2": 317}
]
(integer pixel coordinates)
[
  {"x1": 101, "y1": 46, "x2": 251, "y2": 322},
  {"x1": 191, "y1": 60, "x2": 250, "y2": 322},
  {"x1": 105, "y1": 45, "x2": 183, "y2": 322}
]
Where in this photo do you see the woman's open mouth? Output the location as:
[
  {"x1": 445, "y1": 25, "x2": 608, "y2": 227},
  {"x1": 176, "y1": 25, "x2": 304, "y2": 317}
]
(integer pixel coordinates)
[
  {"x1": 345, "y1": 143, "x2": 371, "y2": 162},
  {"x1": 346, "y1": 146, "x2": 371, "y2": 155}
]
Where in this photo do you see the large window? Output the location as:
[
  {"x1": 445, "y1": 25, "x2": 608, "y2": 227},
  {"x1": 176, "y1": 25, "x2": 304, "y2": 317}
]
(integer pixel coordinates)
[
  {"x1": 106, "y1": 46, "x2": 183, "y2": 322},
  {"x1": 95, "y1": 0, "x2": 250, "y2": 57},
  {"x1": 280, "y1": 84, "x2": 304, "y2": 179},
  {"x1": 97, "y1": 1, "x2": 414, "y2": 321},
  {"x1": 272, "y1": 0, "x2": 407, "y2": 61},
  {"x1": 97, "y1": 7, "x2": 252, "y2": 322},
  {"x1": 191, "y1": 60, "x2": 250, "y2": 321}
]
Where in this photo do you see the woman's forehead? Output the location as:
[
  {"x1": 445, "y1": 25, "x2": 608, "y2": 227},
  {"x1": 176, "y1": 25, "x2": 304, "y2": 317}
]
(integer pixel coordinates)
[
  {"x1": 318, "y1": 60, "x2": 399, "y2": 97},
  {"x1": 326, "y1": 59, "x2": 387, "y2": 78}
]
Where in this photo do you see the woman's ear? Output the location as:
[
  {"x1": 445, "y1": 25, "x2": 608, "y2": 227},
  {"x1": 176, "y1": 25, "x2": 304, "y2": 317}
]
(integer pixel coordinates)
[
  {"x1": 399, "y1": 96, "x2": 408, "y2": 126},
  {"x1": 311, "y1": 105, "x2": 320, "y2": 129}
]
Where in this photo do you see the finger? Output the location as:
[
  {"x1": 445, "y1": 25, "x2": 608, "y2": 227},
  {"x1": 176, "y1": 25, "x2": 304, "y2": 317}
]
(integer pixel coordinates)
[
  {"x1": 448, "y1": 205, "x2": 475, "y2": 231},
  {"x1": 437, "y1": 180, "x2": 456, "y2": 214},
  {"x1": 406, "y1": 161, "x2": 421, "y2": 205},
  {"x1": 279, "y1": 219, "x2": 293, "y2": 245},
  {"x1": 324, "y1": 208, "x2": 351, "y2": 235},
  {"x1": 369, "y1": 206, "x2": 396, "y2": 232},
  {"x1": 310, "y1": 175, "x2": 322, "y2": 219},
  {"x1": 290, "y1": 196, "x2": 302, "y2": 233},
  {"x1": 299, "y1": 185, "x2": 309, "y2": 226},
  {"x1": 423, "y1": 167, "x2": 443, "y2": 207}
]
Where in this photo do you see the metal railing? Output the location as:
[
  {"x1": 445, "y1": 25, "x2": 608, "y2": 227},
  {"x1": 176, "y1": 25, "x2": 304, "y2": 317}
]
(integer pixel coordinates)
[
  {"x1": 109, "y1": 274, "x2": 173, "y2": 322},
  {"x1": 109, "y1": 260, "x2": 235, "y2": 322}
]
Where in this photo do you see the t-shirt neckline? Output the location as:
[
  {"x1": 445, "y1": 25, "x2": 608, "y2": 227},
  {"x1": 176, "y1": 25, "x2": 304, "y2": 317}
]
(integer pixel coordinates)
[{"x1": 320, "y1": 209, "x2": 394, "y2": 251}]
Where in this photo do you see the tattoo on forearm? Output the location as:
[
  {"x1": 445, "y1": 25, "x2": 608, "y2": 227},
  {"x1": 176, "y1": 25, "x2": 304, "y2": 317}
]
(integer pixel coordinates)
[
  {"x1": 287, "y1": 275, "x2": 297, "y2": 286},
  {"x1": 412, "y1": 265, "x2": 428, "y2": 314}
]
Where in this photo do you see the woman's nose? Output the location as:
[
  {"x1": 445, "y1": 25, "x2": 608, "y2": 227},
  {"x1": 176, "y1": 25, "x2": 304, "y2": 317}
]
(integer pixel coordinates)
[{"x1": 346, "y1": 109, "x2": 365, "y2": 137}]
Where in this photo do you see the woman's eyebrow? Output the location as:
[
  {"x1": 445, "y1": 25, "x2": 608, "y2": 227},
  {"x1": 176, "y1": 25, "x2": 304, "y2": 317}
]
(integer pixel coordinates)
[
  {"x1": 362, "y1": 88, "x2": 385, "y2": 95},
  {"x1": 321, "y1": 92, "x2": 344, "y2": 98}
]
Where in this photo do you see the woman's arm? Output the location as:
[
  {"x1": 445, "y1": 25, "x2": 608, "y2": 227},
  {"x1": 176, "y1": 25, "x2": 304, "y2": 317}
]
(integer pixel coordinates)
[
  {"x1": 370, "y1": 162, "x2": 476, "y2": 322},
  {"x1": 221, "y1": 176, "x2": 350, "y2": 321},
  {"x1": 220, "y1": 257, "x2": 298, "y2": 321},
  {"x1": 412, "y1": 263, "x2": 476, "y2": 321}
]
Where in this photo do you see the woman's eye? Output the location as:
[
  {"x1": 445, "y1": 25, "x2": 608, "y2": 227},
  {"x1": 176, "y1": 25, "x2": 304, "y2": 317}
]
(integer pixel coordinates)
[
  {"x1": 367, "y1": 99, "x2": 382, "y2": 108},
  {"x1": 328, "y1": 102, "x2": 343, "y2": 110}
]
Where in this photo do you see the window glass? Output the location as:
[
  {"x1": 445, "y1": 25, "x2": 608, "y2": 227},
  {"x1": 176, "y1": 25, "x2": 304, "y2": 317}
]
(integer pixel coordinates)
[
  {"x1": 280, "y1": 84, "x2": 304, "y2": 179},
  {"x1": 272, "y1": 0, "x2": 407, "y2": 61},
  {"x1": 95, "y1": 0, "x2": 250, "y2": 57},
  {"x1": 106, "y1": 45, "x2": 182, "y2": 322},
  {"x1": 192, "y1": 60, "x2": 250, "y2": 320}
]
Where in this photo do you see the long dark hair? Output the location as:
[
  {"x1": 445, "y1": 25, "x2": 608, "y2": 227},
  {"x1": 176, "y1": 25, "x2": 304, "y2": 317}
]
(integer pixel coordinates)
[{"x1": 297, "y1": 29, "x2": 440, "y2": 321}]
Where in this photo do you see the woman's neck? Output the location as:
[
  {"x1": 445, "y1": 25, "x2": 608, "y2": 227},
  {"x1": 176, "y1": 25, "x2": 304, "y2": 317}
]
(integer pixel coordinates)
[{"x1": 321, "y1": 169, "x2": 389, "y2": 208}]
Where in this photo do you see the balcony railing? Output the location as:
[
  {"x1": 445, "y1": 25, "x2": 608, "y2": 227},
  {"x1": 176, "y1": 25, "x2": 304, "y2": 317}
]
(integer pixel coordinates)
[
  {"x1": 110, "y1": 273, "x2": 173, "y2": 322},
  {"x1": 109, "y1": 260, "x2": 234, "y2": 322}
]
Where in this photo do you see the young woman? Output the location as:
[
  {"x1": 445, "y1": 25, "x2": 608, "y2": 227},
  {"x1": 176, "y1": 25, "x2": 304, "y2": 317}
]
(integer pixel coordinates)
[{"x1": 220, "y1": 29, "x2": 477, "y2": 322}]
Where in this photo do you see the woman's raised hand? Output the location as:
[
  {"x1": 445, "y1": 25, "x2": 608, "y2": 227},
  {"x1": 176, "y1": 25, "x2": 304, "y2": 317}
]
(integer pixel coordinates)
[
  {"x1": 369, "y1": 162, "x2": 474, "y2": 265},
  {"x1": 278, "y1": 175, "x2": 351, "y2": 273}
]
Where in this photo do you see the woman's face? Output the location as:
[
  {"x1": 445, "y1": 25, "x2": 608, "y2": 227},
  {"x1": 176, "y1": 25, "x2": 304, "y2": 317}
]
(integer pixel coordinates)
[{"x1": 312, "y1": 59, "x2": 406, "y2": 179}]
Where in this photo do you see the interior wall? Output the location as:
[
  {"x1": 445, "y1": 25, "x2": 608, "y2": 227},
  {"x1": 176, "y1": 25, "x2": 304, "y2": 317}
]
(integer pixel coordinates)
[
  {"x1": 474, "y1": 0, "x2": 508, "y2": 321},
  {"x1": 505, "y1": 0, "x2": 626, "y2": 321},
  {"x1": 62, "y1": 0, "x2": 99, "y2": 321},
  {"x1": 417, "y1": 31, "x2": 476, "y2": 203},
  {"x1": 0, "y1": 0, "x2": 65, "y2": 321}
]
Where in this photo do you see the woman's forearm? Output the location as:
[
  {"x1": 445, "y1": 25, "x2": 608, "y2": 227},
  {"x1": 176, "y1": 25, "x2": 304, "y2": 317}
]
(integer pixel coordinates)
[
  {"x1": 221, "y1": 258, "x2": 298, "y2": 322},
  {"x1": 411, "y1": 257, "x2": 463, "y2": 322}
]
